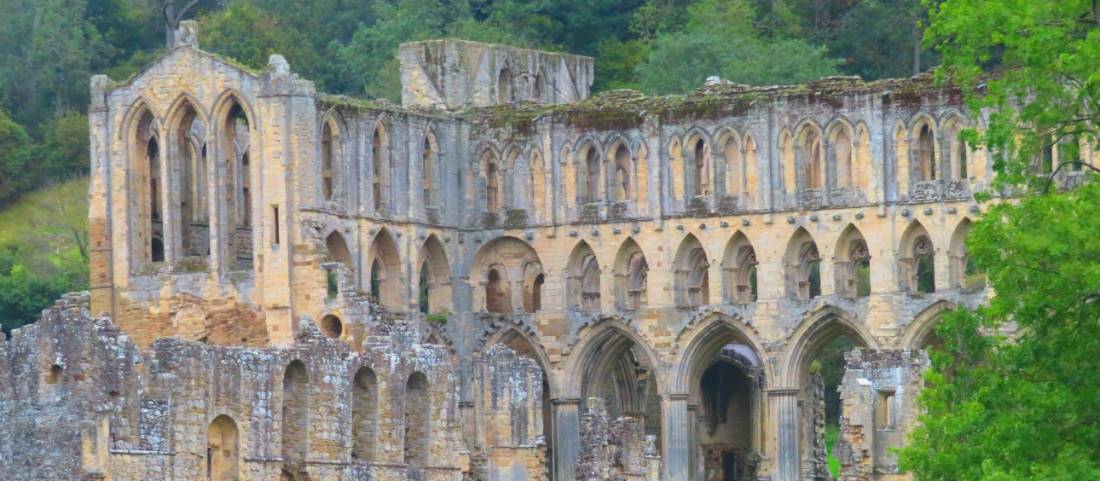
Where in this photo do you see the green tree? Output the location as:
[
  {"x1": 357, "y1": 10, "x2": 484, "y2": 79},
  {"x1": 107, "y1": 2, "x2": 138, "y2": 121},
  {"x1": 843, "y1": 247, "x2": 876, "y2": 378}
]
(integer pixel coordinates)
[
  {"x1": 0, "y1": 109, "x2": 33, "y2": 206},
  {"x1": 923, "y1": 0, "x2": 1100, "y2": 186},
  {"x1": 637, "y1": 0, "x2": 840, "y2": 94},
  {"x1": 200, "y1": 2, "x2": 322, "y2": 83}
]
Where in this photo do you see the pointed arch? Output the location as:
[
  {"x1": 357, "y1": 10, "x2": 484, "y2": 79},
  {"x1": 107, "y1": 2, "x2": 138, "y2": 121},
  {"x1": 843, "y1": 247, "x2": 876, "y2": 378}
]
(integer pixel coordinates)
[
  {"x1": 404, "y1": 371, "x2": 431, "y2": 469},
  {"x1": 827, "y1": 119, "x2": 854, "y2": 188},
  {"x1": 941, "y1": 114, "x2": 970, "y2": 181},
  {"x1": 213, "y1": 93, "x2": 255, "y2": 270},
  {"x1": 165, "y1": 95, "x2": 210, "y2": 260},
  {"x1": 607, "y1": 139, "x2": 634, "y2": 203},
  {"x1": 795, "y1": 121, "x2": 825, "y2": 190},
  {"x1": 899, "y1": 221, "x2": 936, "y2": 294},
  {"x1": 614, "y1": 238, "x2": 649, "y2": 310},
  {"x1": 911, "y1": 114, "x2": 939, "y2": 182},
  {"x1": 417, "y1": 234, "x2": 452, "y2": 314},
  {"x1": 668, "y1": 135, "x2": 685, "y2": 202},
  {"x1": 854, "y1": 122, "x2": 872, "y2": 195},
  {"x1": 576, "y1": 139, "x2": 602, "y2": 205},
  {"x1": 784, "y1": 227, "x2": 821, "y2": 300},
  {"x1": 834, "y1": 224, "x2": 871, "y2": 298},
  {"x1": 716, "y1": 128, "x2": 744, "y2": 198},
  {"x1": 675, "y1": 234, "x2": 711, "y2": 306},
  {"x1": 421, "y1": 126, "x2": 440, "y2": 208},
  {"x1": 782, "y1": 306, "x2": 879, "y2": 386},
  {"x1": 948, "y1": 218, "x2": 983, "y2": 291},
  {"x1": 367, "y1": 228, "x2": 403, "y2": 310},
  {"x1": 900, "y1": 300, "x2": 956, "y2": 350},
  {"x1": 126, "y1": 101, "x2": 163, "y2": 268},
  {"x1": 497, "y1": 67, "x2": 514, "y2": 103},
  {"x1": 743, "y1": 134, "x2": 759, "y2": 207},
  {"x1": 530, "y1": 147, "x2": 546, "y2": 222},
  {"x1": 722, "y1": 231, "x2": 758, "y2": 304},
  {"x1": 564, "y1": 318, "x2": 660, "y2": 414},
  {"x1": 480, "y1": 147, "x2": 503, "y2": 213},
  {"x1": 566, "y1": 241, "x2": 601, "y2": 311},
  {"x1": 779, "y1": 128, "x2": 796, "y2": 195},
  {"x1": 370, "y1": 119, "x2": 391, "y2": 214},
  {"x1": 325, "y1": 231, "x2": 352, "y2": 270},
  {"x1": 893, "y1": 120, "x2": 911, "y2": 198},
  {"x1": 320, "y1": 112, "x2": 347, "y2": 202},
  {"x1": 684, "y1": 130, "x2": 711, "y2": 199}
]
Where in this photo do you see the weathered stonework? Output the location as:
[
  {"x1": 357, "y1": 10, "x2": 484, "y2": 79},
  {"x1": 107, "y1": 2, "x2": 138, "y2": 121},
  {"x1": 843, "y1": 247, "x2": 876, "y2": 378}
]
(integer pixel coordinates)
[{"x1": 5, "y1": 20, "x2": 1099, "y2": 481}]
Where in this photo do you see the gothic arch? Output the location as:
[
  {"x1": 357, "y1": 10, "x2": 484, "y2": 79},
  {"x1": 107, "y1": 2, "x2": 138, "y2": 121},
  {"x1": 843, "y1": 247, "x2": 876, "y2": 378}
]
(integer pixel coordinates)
[
  {"x1": 674, "y1": 234, "x2": 711, "y2": 307},
  {"x1": 779, "y1": 128, "x2": 796, "y2": 194},
  {"x1": 910, "y1": 114, "x2": 939, "y2": 182},
  {"x1": 613, "y1": 237, "x2": 649, "y2": 311},
  {"x1": 479, "y1": 146, "x2": 504, "y2": 213},
  {"x1": 417, "y1": 234, "x2": 452, "y2": 314},
  {"x1": 566, "y1": 241, "x2": 601, "y2": 311},
  {"x1": 899, "y1": 221, "x2": 936, "y2": 294},
  {"x1": 213, "y1": 92, "x2": 255, "y2": 270},
  {"x1": 324, "y1": 231, "x2": 352, "y2": 269},
  {"x1": 668, "y1": 135, "x2": 685, "y2": 202},
  {"x1": 606, "y1": 138, "x2": 634, "y2": 203},
  {"x1": 369, "y1": 118, "x2": 391, "y2": 213},
  {"x1": 721, "y1": 231, "x2": 758, "y2": 304},
  {"x1": 833, "y1": 224, "x2": 871, "y2": 298},
  {"x1": 367, "y1": 228, "x2": 403, "y2": 310},
  {"x1": 784, "y1": 227, "x2": 822, "y2": 301},
  {"x1": 351, "y1": 366, "x2": 379, "y2": 462},
  {"x1": 826, "y1": 118, "x2": 855, "y2": 188},
  {"x1": 948, "y1": 218, "x2": 981, "y2": 291},
  {"x1": 207, "y1": 415, "x2": 240, "y2": 481},
  {"x1": 563, "y1": 317, "x2": 661, "y2": 406},
  {"x1": 281, "y1": 360, "x2": 310, "y2": 462},
  {"x1": 716, "y1": 127, "x2": 745, "y2": 197},
  {"x1": 900, "y1": 300, "x2": 956, "y2": 350},
  {"x1": 672, "y1": 312, "x2": 769, "y2": 395},
  {"x1": 684, "y1": 128, "x2": 712, "y2": 198},
  {"x1": 124, "y1": 100, "x2": 163, "y2": 267},
  {"x1": 320, "y1": 111, "x2": 347, "y2": 202},
  {"x1": 781, "y1": 306, "x2": 880, "y2": 386},
  {"x1": 893, "y1": 120, "x2": 910, "y2": 196},
  {"x1": 164, "y1": 93, "x2": 210, "y2": 259},
  {"x1": 794, "y1": 121, "x2": 825, "y2": 190},
  {"x1": 941, "y1": 113, "x2": 970, "y2": 181},
  {"x1": 575, "y1": 138, "x2": 603, "y2": 205}
]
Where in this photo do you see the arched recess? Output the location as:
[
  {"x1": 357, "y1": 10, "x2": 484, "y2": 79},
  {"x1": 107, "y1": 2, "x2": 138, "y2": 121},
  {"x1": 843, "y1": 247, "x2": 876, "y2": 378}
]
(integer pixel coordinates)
[
  {"x1": 282, "y1": 360, "x2": 309, "y2": 462},
  {"x1": 941, "y1": 114, "x2": 969, "y2": 181},
  {"x1": 207, "y1": 415, "x2": 239, "y2": 481},
  {"x1": 165, "y1": 95, "x2": 209, "y2": 260},
  {"x1": 795, "y1": 122, "x2": 824, "y2": 190},
  {"x1": 370, "y1": 120, "x2": 390, "y2": 214},
  {"x1": 421, "y1": 128, "x2": 439, "y2": 209},
  {"x1": 470, "y1": 236, "x2": 543, "y2": 314},
  {"x1": 127, "y1": 103, "x2": 163, "y2": 267},
  {"x1": 480, "y1": 147, "x2": 503, "y2": 213},
  {"x1": 668, "y1": 136, "x2": 685, "y2": 202},
  {"x1": 530, "y1": 148, "x2": 546, "y2": 222},
  {"x1": 854, "y1": 123, "x2": 872, "y2": 195},
  {"x1": 893, "y1": 121, "x2": 910, "y2": 197},
  {"x1": 576, "y1": 140, "x2": 601, "y2": 206},
  {"x1": 352, "y1": 366, "x2": 378, "y2": 462},
  {"x1": 673, "y1": 314, "x2": 769, "y2": 480},
  {"x1": 685, "y1": 132, "x2": 711, "y2": 199},
  {"x1": 717, "y1": 129, "x2": 744, "y2": 198},
  {"x1": 834, "y1": 225, "x2": 871, "y2": 299},
  {"x1": 827, "y1": 120, "x2": 854, "y2": 188},
  {"x1": 743, "y1": 135, "x2": 759, "y2": 206},
  {"x1": 479, "y1": 327, "x2": 554, "y2": 458},
  {"x1": 417, "y1": 235, "x2": 452, "y2": 314},
  {"x1": 910, "y1": 115, "x2": 939, "y2": 182},
  {"x1": 900, "y1": 300, "x2": 955, "y2": 351},
  {"x1": 782, "y1": 307, "x2": 880, "y2": 479},
  {"x1": 674, "y1": 234, "x2": 711, "y2": 307},
  {"x1": 498, "y1": 67, "x2": 514, "y2": 103},
  {"x1": 948, "y1": 218, "x2": 984, "y2": 292},
  {"x1": 213, "y1": 94, "x2": 254, "y2": 271},
  {"x1": 367, "y1": 228, "x2": 403, "y2": 310},
  {"x1": 325, "y1": 230, "x2": 353, "y2": 297},
  {"x1": 779, "y1": 129, "x2": 796, "y2": 195},
  {"x1": 721, "y1": 231, "x2": 758, "y2": 304},
  {"x1": 613, "y1": 238, "x2": 648, "y2": 311},
  {"x1": 320, "y1": 113, "x2": 345, "y2": 202},
  {"x1": 633, "y1": 140, "x2": 650, "y2": 213},
  {"x1": 565, "y1": 319, "x2": 662, "y2": 461},
  {"x1": 607, "y1": 140, "x2": 634, "y2": 203},
  {"x1": 404, "y1": 372, "x2": 431, "y2": 470},
  {"x1": 784, "y1": 228, "x2": 821, "y2": 301},
  {"x1": 566, "y1": 241, "x2": 601, "y2": 311},
  {"x1": 899, "y1": 221, "x2": 936, "y2": 294}
]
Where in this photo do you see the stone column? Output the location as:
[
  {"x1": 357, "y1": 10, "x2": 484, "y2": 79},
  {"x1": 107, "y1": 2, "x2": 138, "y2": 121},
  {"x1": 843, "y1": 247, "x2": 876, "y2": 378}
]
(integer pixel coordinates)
[
  {"x1": 552, "y1": 398, "x2": 581, "y2": 481},
  {"x1": 662, "y1": 393, "x2": 690, "y2": 481},
  {"x1": 769, "y1": 388, "x2": 801, "y2": 481},
  {"x1": 88, "y1": 76, "x2": 114, "y2": 318}
]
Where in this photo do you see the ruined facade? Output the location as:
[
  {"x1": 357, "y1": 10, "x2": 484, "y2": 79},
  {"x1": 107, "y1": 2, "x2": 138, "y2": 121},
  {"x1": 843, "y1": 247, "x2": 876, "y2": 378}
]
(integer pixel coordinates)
[{"x1": 4, "y1": 22, "x2": 1099, "y2": 481}]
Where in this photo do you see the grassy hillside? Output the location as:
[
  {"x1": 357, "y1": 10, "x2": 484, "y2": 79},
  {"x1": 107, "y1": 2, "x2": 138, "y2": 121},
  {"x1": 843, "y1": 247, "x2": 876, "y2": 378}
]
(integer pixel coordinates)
[{"x1": 0, "y1": 178, "x2": 88, "y2": 334}]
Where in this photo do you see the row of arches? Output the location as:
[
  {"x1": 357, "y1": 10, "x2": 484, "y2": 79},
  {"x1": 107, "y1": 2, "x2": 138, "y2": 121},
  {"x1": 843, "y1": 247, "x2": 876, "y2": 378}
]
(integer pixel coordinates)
[
  {"x1": 125, "y1": 92, "x2": 253, "y2": 270},
  {"x1": 203, "y1": 362, "x2": 431, "y2": 480}
]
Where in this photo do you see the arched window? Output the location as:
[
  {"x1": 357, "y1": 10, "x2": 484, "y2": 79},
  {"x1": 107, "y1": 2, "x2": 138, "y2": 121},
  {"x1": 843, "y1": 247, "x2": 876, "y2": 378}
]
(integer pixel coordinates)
[
  {"x1": 734, "y1": 246, "x2": 758, "y2": 304},
  {"x1": 498, "y1": 69, "x2": 513, "y2": 103},
  {"x1": 147, "y1": 136, "x2": 163, "y2": 262},
  {"x1": 914, "y1": 236, "x2": 935, "y2": 293},
  {"x1": 848, "y1": 240, "x2": 871, "y2": 298},
  {"x1": 690, "y1": 137, "x2": 708, "y2": 197},
  {"x1": 352, "y1": 367, "x2": 378, "y2": 462},
  {"x1": 580, "y1": 255, "x2": 601, "y2": 311},
  {"x1": 404, "y1": 372, "x2": 431, "y2": 470},
  {"x1": 687, "y1": 248, "x2": 710, "y2": 306},
  {"x1": 523, "y1": 263, "x2": 544, "y2": 313},
  {"x1": 611, "y1": 143, "x2": 632, "y2": 202},
  {"x1": 170, "y1": 101, "x2": 208, "y2": 259},
  {"x1": 832, "y1": 126, "x2": 853, "y2": 188},
  {"x1": 321, "y1": 122, "x2": 336, "y2": 200},
  {"x1": 944, "y1": 118, "x2": 968, "y2": 180},
  {"x1": 207, "y1": 416, "x2": 239, "y2": 481},
  {"x1": 282, "y1": 361, "x2": 309, "y2": 462},
  {"x1": 418, "y1": 265, "x2": 430, "y2": 314},
  {"x1": 371, "y1": 124, "x2": 388, "y2": 213},
  {"x1": 486, "y1": 266, "x2": 512, "y2": 313},
  {"x1": 533, "y1": 72, "x2": 545, "y2": 102},
  {"x1": 370, "y1": 258, "x2": 382, "y2": 301},
  {"x1": 422, "y1": 133, "x2": 436, "y2": 207},
  {"x1": 798, "y1": 127, "x2": 824, "y2": 189},
  {"x1": 722, "y1": 134, "x2": 742, "y2": 196},
  {"x1": 916, "y1": 123, "x2": 936, "y2": 181},
  {"x1": 221, "y1": 101, "x2": 252, "y2": 270},
  {"x1": 584, "y1": 145, "x2": 600, "y2": 204},
  {"x1": 626, "y1": 252, "x2": 648, "y2": 310},
  {"x1": 800, "y1": 243, "x2": 822, "y2": 300},
  {"x1": 482, "y1": 150, "x2": 501, "y2": 212}
]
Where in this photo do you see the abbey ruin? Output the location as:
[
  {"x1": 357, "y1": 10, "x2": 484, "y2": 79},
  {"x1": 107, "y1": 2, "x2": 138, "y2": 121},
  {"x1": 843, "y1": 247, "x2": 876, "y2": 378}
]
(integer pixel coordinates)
[{"x1": 3, "y1": 21, "x2": 1096, "y2": 481}]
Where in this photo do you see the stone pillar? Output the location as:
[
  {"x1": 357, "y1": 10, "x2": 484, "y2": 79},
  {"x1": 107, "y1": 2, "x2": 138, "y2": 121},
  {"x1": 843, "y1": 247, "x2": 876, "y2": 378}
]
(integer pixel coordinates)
[
  {"x1": 662, "y1": 393, "x2": 690, "y2": 481},
  {"x1": 87, "y1": 75, "x2": 114, "y2": 318},
  {"x1": 688, "y1": 404, "x2": 701, "y2": 481},
  {"x1": 770, "y1": 388, "x2": 801, "y2": 481},
  {"x1": 459, "y1": 400, "x2": 477, "y2": 451},
  {"x1": 552, "y1": 398, "x2": 581, "y2": 481}
]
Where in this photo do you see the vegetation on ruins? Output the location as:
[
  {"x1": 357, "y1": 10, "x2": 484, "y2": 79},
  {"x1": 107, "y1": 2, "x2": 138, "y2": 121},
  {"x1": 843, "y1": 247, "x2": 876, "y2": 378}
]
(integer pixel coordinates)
[{"x1": 900, "y1": 0, "x2": 1100, "y2": 479}]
